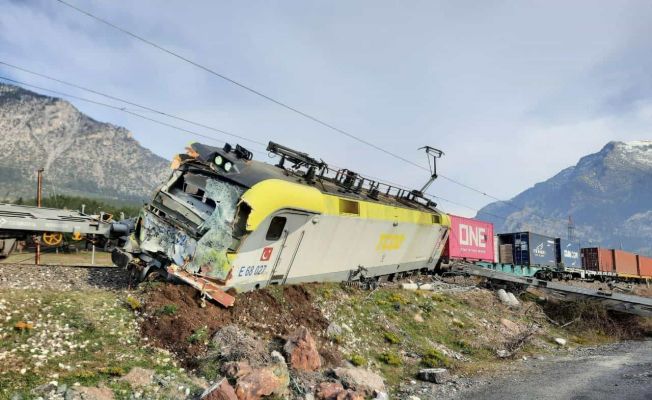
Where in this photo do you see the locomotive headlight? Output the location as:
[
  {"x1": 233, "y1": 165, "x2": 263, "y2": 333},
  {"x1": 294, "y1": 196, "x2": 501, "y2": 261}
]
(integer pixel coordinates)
[
  {"x1": 223, "y1": 161, "x2": 233, "y2": 172},
  {"x1": 214, "y1": 155, "x2": 224, "y2": 166}
]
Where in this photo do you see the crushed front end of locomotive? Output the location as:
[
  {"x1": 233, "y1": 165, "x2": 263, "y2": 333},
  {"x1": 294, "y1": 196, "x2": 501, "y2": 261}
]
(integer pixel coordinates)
[{"x1": 112, "y1": 143, "x2": 252, "y2": 306}]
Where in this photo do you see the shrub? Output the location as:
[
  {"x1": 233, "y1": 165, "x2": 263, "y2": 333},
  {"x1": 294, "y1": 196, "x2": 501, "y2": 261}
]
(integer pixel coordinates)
[
  {"x1": 125, "y1": 296, "x2": 142, "y2": 311},
  {"x1": 384, "y1": 332, "x2": 401, "y2": 345},
  {"x1": 187, "y1": 326, "x2": 209, "y2": 344},
  {"x1": 157, "y1": 304, "x2": 178, "y2": 316},
  {"x1": 421, "y1": 348, "x2": 451, "y2": 368},
  {"x1": 379, "y1": 351, "x2": 402, "y2": 366},
  {"x1": 349, "y1": 354, "x2": 366, "y2": 367}
]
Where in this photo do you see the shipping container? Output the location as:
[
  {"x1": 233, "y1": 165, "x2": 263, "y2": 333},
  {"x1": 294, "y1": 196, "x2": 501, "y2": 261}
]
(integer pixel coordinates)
[
  {"x1": 581, "y1": 248, "x2": 615, "y2": 272},
  {"x1": 497, "y1": 232, "x2": 557, "y2": 267},
  {"x1": 555, "y1": 239, "x2": 581, "y2": 268},
  {"x1": 445, "y1": 215, "x2": 495, "y2": 262},
  {"x1": 637, "y1": 255, "x2": 652, "y2": 278},
  {"x1": 613, "y1": 250, "x2": 638, "y2": 276}
]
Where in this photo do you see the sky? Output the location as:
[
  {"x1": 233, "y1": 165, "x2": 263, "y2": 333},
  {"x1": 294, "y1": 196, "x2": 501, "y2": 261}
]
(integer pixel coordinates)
[{"x1": 1, "y1": 0, "x2": 651, "y2": 216}]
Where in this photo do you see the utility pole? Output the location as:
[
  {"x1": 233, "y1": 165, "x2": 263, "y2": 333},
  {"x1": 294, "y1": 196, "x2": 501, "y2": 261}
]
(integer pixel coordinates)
[
  {"x1": 567, "y1": 215, "x2": 575, "y2": 242},
  {"x1": 35, "y1": 168, "x2": 44, "y2": 265}
]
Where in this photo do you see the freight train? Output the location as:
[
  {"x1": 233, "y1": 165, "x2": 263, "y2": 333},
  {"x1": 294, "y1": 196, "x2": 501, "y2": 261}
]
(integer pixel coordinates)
[
  {"x1": 111, "y1": 141, "x2": 649, "y2": 306},
  {"x1": 440, "y1": 214, "x2": 652, "y2": 283}
]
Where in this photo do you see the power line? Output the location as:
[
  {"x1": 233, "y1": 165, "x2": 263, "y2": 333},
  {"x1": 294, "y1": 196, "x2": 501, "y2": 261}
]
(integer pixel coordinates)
[
  {"x1": 0, "y1": 61, "x2": 266, "y2": 148},
  {"x1": 54, "y1": 0, "x2": 560, "y2": 221},
  {"x1": 0, "y1": 76, "x2": 264, "y2": 153},
  {"x1": 2, "y1": 76, "x2": 573, "y2": 239}
]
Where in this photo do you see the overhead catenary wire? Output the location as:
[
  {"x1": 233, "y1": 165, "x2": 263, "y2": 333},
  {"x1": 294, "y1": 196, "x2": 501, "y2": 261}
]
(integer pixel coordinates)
[
  {"x1": 0, "y1": 75, "x2": 556, "y2": 234},
  {"x1": 0, "y1": 74, "x2": 517, "y2": 231},
  {"x1": 0, "y1": 61, "x2": 266, "y2": 148},
  {"x1": 53, "y1": 0, "x2": 535, "y2": 216},
  {"x1": 0, "y1": 76, "x2": 269, "y2": 156},
  {"x1": 1, "y1": 67, "x2": 570, "y2": 237}
]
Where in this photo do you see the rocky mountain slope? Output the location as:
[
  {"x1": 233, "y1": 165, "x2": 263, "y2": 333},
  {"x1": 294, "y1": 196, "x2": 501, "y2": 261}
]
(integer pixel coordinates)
[
  {"x1": 477, "y1": 141, "x2": 652, "y2": 255},
  {"x1": 0, "y1": 83, "x2": 169, "y2": 202}
]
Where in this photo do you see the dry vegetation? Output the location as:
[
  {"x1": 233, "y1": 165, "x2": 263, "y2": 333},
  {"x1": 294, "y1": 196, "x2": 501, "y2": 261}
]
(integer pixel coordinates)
[{"x1": 0, "y1": 275, "x2": 650, "y2": 399}]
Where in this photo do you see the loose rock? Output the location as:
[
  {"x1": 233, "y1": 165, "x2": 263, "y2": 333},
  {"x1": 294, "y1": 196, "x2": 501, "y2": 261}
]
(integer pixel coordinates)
[
  {"x1": 555, "y1": 338, "x2": 567, "y2": 346},
  {"x1": 417, "y1": 368, "x2": 450, "y2": 384},
  {"x1": 284, "y1": 326, "x2": 322, "y2": 371},
  {"x1": 333, "y1": 367, "x2": 386, "y2": 396},
  {"x1": 200, "y1": 378, "x2": 238, "y2": 400},
  {"x1": 120, "y1": 367, "x2": 155, "y2": 388}
]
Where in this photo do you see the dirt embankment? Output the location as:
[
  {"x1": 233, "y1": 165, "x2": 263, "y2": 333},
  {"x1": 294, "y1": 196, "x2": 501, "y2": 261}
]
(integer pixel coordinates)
[{"x1": 140, "y1": 283, "x2": 337, "y2": 367}]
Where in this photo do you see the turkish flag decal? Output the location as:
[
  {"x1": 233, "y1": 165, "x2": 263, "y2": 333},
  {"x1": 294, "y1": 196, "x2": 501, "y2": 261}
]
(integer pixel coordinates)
[{"x1": 260, "y1": 247, "x2": 273, "y2": 261}]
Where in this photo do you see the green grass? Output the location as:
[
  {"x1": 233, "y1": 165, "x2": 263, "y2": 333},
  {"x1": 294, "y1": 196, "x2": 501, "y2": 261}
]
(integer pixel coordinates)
[
  {"x1": 156, "y1": 304, "x2": 178, "y2": 316},
  {"x1": 308, "y1": 283, "x2": 644, "y2": 393},
  {"x1": 187, "y1": 326, "x2": 209, "y2": 344},
  {"x1": 0, "y1": 289, "x2": 195, "y2": 399}
]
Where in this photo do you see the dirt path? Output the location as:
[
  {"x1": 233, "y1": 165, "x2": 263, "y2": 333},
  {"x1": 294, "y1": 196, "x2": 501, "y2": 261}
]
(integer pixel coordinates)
[{"x1": 444, "y1": 340, "x2": 652, "y2": 400}]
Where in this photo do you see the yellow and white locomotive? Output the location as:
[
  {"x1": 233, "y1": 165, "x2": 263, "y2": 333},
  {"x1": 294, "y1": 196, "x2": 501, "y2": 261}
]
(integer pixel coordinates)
[{"x1": 112, "y1": 142, "x2": 450, "y2": 306}]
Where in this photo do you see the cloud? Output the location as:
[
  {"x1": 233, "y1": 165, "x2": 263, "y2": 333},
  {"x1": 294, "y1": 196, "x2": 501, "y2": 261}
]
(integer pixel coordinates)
[{"x1": 1, "y1": 0, "x2": 650, "y2": 217}]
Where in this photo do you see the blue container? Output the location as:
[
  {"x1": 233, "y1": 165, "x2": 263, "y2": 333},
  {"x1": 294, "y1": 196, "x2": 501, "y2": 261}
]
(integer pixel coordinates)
[
  {"x1": 498, "y1": 232, "x2": 557, "y2": 267},
  {"x1": 555, "y1": 239, "x2": 581, "y2": 268}
]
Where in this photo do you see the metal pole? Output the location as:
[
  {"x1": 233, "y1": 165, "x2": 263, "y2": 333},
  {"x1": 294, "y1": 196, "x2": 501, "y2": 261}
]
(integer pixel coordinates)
[
  {"x1": 91, "y1": 243, "x2": 95, "y2": 265},
  {"x1": 35, "y1": 168, "x2": 44, "y2": 265}
]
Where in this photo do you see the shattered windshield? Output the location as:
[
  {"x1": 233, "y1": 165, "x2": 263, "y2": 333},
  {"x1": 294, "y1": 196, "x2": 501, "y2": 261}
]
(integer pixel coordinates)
[
  {"x1": 185, "y1": 179, "x2": 243, "y2": 280},
  {"x1": 140, "y1": 174, "x2": 244, "y2": 281}
]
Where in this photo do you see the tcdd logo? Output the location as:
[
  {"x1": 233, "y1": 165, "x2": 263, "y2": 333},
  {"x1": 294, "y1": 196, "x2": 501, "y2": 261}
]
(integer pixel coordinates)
[
  {"x1": 260, "y1": 247, "x2": 273, "y2": 261},
  {"x1": 459, "y1": 224, "x2": 486, "y2": 248}
]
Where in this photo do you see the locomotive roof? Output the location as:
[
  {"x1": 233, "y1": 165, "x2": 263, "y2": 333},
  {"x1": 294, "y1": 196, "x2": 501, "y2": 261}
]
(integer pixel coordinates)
[{"x1": 181, "y1": 142, "x2": 444, "y2": 215}]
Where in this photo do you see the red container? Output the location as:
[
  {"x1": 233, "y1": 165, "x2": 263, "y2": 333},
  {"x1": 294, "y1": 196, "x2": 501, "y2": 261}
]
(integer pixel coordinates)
[
  {"x1": 637, "y1": 255, "x2": 652, "y2": 277},
  {"x1": 581, "y1": 248, "x2": 615, "y2": 272},
  {"x1": 445, "y1": 215, "x2": 494, "y2": 262},
  {"x1": 614, "y1": 250, "x2": 638, "y2": 275}
]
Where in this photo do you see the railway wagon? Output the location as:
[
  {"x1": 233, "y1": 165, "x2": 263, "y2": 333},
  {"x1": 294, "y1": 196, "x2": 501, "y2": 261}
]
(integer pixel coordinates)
[
  {"x1": 581, "y1": 247, "x2": 615, "y2": 272},
  {"x1": 113, "y1": 142, "x2": 451, "y2": 305},
  {"x1": 497, "y1": 232, "x2": 557, "y2": 267},
  {"x1": 442, "y1": 214, "x2": 494, "y2": 263},
  {"x1": 638, "y1": 255, "x2": 652, "y2": 278},
  {"x1": 613, "y1": 249, "x2": 639, "y2": 277}
]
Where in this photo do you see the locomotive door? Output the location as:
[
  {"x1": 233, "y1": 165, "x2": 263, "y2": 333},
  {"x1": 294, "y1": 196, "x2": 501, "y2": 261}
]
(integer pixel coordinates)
[{"x1": 265, "y1": 211, "x2": 310, "y2": 286}]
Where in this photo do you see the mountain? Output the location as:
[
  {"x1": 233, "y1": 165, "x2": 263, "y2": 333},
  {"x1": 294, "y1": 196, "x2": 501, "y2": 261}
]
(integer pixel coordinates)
[
  {"x1": 476, "y1": 141, "x2": 652, "y2": 256},
  {"x1": 0, "y1": 83, "x2": 169, "y2": 202}
]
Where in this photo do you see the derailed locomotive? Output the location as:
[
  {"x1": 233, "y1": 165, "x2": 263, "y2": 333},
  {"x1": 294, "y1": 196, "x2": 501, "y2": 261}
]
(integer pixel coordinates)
[{"x1": 112, "y1": 142, "x2": 450, "y2": 306}]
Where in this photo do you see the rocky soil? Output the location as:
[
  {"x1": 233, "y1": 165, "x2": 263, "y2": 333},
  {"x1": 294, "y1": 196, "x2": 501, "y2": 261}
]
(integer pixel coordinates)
[
  {"x1": 0, "y1": 264, "x2": 130, "y2": 291},
  {"x1": 1, "y1": 264, "x2": 650, "y2": 399}
]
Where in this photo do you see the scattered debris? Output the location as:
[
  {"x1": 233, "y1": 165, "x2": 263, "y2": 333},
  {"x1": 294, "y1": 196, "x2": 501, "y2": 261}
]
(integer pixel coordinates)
[
  {"x1": 211, "y1": 325, "x2": 269, "y2": 365},
  {"x1": 555, "y1": 338, "x2": 568, "y2": 346},
  {"x1": 417, "y1": 368, "x2": 450, "y2": 384},
  {"x1": 13, "y1": 321, "x2": 33, "y2": 331}
]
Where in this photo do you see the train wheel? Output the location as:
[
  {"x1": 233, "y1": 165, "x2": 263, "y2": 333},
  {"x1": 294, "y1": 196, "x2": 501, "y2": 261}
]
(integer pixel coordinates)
[{"x1": 42, "y1": 232, "x2": 63, "y2": 246}]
